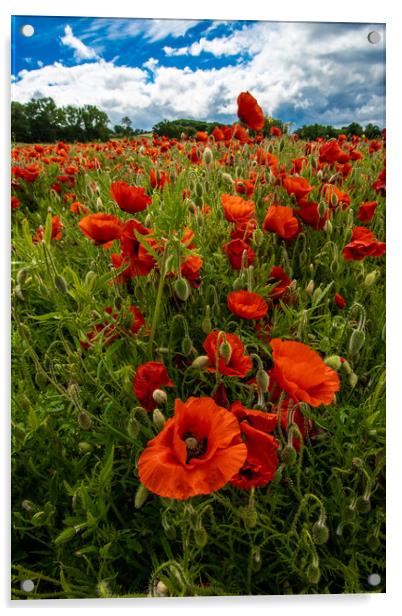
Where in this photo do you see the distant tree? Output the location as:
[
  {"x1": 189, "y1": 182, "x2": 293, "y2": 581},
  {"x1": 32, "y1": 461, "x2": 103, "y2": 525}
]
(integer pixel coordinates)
[
  {"x1": 11, "y1": 102, "x2": 30, "y2": 142},
  {"x1": 341, "y1": 122, "x2": 363, "y2": 137},
  {"x1": 364, "y1": 123, "x2": 382, "y2": 139}
]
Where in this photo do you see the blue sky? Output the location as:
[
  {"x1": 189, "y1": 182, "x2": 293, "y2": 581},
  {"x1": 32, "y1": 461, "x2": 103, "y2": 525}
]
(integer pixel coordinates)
[{"x1": 11, "y1": 16, "x2": 386, "y2": 130}]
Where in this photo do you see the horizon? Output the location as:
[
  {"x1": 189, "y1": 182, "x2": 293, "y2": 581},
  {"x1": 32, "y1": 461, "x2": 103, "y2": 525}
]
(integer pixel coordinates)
[{"x1": 11, "y1": 16, "x2": 386, "y2": 131}]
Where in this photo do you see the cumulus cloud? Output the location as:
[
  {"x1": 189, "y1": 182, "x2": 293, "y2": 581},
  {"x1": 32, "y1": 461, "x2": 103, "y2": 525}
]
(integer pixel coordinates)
[
  {"x1": 60, "y1": 25, "x2": 99, "y2": 61},
  {"x1": 12, "y1": 21, "x2": 385, "y2": 130}
]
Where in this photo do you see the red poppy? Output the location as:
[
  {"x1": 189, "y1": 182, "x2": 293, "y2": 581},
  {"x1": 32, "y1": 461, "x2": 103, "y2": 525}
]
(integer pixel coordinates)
[
  {"x1": 229, "y1": 401, "x2": 280, "y2": 489},
  {"x1": 133, "y1": 361, "x2": 174, "y2": 411},
  {"x1": 282, "y1": 175, "x2": 314, "y2": 202},
  {"x1": 11, "y1": 196, "x2": 20, "y2": 210},
  {"x1": 12, "y1": 164, "x2": 42, "y2": 183},
  {"x1": 263, "y1": 205, "x2": 301, "y2": 240},
  {"x1": 203, "y1": 330, "x2": 253, "y2": 378},
  {"x1": 180, "y1": 254, "x2": 203, "y2": 287},
  {"x1": 237, "y1": 92, "x2": 265, "y2": 132},
  {"x1": 230, "y1": 219, "x2": 258, "y2": 242},
  {"x1": 33, "y1": 215, "x2": 63, "y2": 243},
  {"x1": 111, "y1": 181, "x2": 152, "y2": 214},
  {"x1": 212, "y1": 126, "x2": 225, "y2": 141},
  {"x1": 79, "y1": 213, "x2": 122, "y2": 245},
  {"x1": 223, "y1": 239, "x2": 255, "y2": 270},
  {"x1": 267, "y1": 266, "x2": 293, "y2": 302},
  {"x1": 227, "y1": 290, "x2": 268, "y2": 320},
  {"x1": 234, "y1": 179, "x2": 255, "y2": 197},
  {"x1": 343, "y1": 227, "x2": 386, "y2": 261},
  {"x1": 270, "y1": 338, "x2": 340, "y2": 407},
  {"x1": 335, "y1": 293, "x2": 347, "y2": 309},
  {"x1": 373, "y1": 167, "x2": 386, "y2": 196},
  {"x1": 319, "y1": 140, "x2": 350, "y2": 165},
  {"x1": 137, "y1": 396, "x2": 247, "y2": 500},
  {"x1": 221, "y1": 194, "x2": 255, "y2": 224},
  {"x1": 80, "y1": 305, "x2": 146, "y2": 350},
  {"x1": 195, "y1": 131, "x2": 209, "y2": 143},
  {"x1": 296, "y1": 199, "x2": 330, "y2": 230},
  {"x1": 357, "y1": 201, "x2": 378, "y2": 223},
  {"x1": 150, "y1": 169, "x2": 170, "y2": 189},
  {"x1": 269, "y1": 126, "x2": 282, "y2": 137},
  {"x1": 70, "y1": 201, "x2": 89, "y2": 215}
]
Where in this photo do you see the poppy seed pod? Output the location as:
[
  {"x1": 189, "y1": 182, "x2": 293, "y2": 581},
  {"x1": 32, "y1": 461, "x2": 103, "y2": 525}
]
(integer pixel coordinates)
[{"x1": 152, "y1": 389, "x2": 167, "y2": 406}]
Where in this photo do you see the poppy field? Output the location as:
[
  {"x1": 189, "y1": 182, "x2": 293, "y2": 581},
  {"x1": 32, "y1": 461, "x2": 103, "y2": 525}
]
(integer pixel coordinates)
[{"x1": 11, "y1": 92, "x2": 386, "y2": 599}]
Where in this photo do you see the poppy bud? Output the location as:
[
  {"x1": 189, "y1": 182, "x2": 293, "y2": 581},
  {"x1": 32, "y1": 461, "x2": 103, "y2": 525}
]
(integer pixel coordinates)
[
  {"x1": 191, "y1": 355, "x2": 210, "y2": 369},
  {"x1": 355, "y1": 495, "x2": 371, "y2": 514},
  {"x1": 96, "y1": 581, "x2": 112, "y2": 598},
  {"x1": 221, "y1": 172, "x2": 234, "y2": 185},
  {"x1": 312, "y1": 286, "x2": 323, "y2": 304},
  {"x1": 306, "y1": 563, "x2": 321, "y2": 584},
  {"x1": 174, "y1": 277, "x2": 190, "y2": 301},
  {"x1": 195, "y1": 181, "x2": 203, "y2": 198},
  {"x1": 317, "y1": 170, "x2": 323, "y2": 181},
  {"x1": 282, "y1": 445, "x2": 297, "y2": 465},
  {"x1": 324, "y1": 355, "x2": 342, "y2": 371},
  {"x1": 273, "y1": 465, "x2": 284, "y2": 484},
  {"x1": 349, "y1": 329, "x2": 365, "y2": 355},
  {"x1": 152, "y1": 389, "x2": 167, "y2": 406},
  {"x1": 341, "y1": 359, "x2": 353, "y2": 375},
  {"x1": 15, "y1": 285, "x2": 24, "y2": 300},
  {"x1": 78, "y1": 441, "x2": 93, "y2": 454},
  {"x1": 312, "y1": 521, "x2": 329, "y2": 545},
  {"x1": 324, "y1": 219, "x2": 333, "y2": 235},
  {"x1": 364, "y1": 271, "x2": 379, "y2": 287},
  {"x1": 202, "y1": 147, "x2": 213, "y2": 166},
  {"x1": 219, "y1": 339, "x2": 232, "y2": 364},
  {"x1": 17, "y1": 268, "x2": 29, "y2": 286},
  {"x1": 127, "y1": 417, "x2": 140, "y2": 439},
  {"x1": 331, "y1": 191, "x2": 338, "y2": 207},
  {"x1": 96, "y1": 197, "x2": 103, "y2": 210},
  {"x1": 54, "y1": 274, "x2": 68, "y2": 294},
  {"x1": 317, "y1": 201, "x2": 327, "y2": 218},
  {"x1": 22, "y1": 499, "x2": 37, "y2": 512},
  {"x1": 67, "y1": 381, "x2": 80, "y2": 402},
  {"x1": 201, "y1": 314, "x2": 212, "y2": 334},
  {"x1": 54, "y1": 526, "x2": 77, "y2": 546},
  {"x1": 305, "y1": 280, "x2": 315, "y2": 296},
  {"x1": 84, "y1": 270, "x2": 96, "y2": 288},
  {"x1": 194, "y1": 521, "x2": 208, "y2": 548},
  {"x1": 181, "y1": 335, "x2": 193, "y2": 356},
  {"x1": 152, "y1": 408, "x2": 166, "y2": 431},
  {"x1": 155, "y1": 581, "x2": 169, "y2": 597},
  {"x1": 78, "y1": 411, "x2": 92, "y2": 430},
  {"x1": 256, "y1": 368, "x2": 269, "y2": 393},
  {"x1": 233, "y1": 276, "x2": 245, "y2": 291},
  {"x1": 349, "y1": 373, "x2": 358, "y2": 388},
  {"x1": 134, "y1": 483, "x2": 149, "y2": 509},
  {"x1": 240, "y1": 505, "x2": 258, "y2": 529},
  {"x1": 252, "y1": 227, "x2": 264, "y2": 247}
]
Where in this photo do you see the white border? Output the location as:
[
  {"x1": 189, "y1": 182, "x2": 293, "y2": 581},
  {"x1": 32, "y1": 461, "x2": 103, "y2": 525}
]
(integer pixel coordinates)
[{"x1": 2, "y1": 1, "x2": 401, "y2": 614}]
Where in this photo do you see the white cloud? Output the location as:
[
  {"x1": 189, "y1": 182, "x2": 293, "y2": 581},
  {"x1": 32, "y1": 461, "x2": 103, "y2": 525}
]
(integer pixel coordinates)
[
  {"x1": 12, "y1": 22, "x2": 386, "y2": 130},
  {"x1": 60, "y1": 25, "x2": 99, "y2": 62},
  {"x1": 37, "y1": 60, "x2": 44, "y2": 68}
]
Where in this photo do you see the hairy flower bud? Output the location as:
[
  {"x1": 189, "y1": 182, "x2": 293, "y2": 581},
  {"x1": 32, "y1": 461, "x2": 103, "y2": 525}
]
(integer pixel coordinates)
[
  {"x1": 78, "y1": 411, "x2": 92, "y2": 430},
  {"x1": 202, "y1": 147, "x2": 213, "y2": 166},
  {"x1": 349, "y1": 329, "x2": 365, "y2": 356},
  {"x1": 134, "y1": 483, "x2": 149, "y2": 509},
  {"x1": 219, "y1": 339, "x2": 232, "y2": 364},
  {"x1": 324, "y1": 355, "x2": 342, "y2": 371},
  {"x1": 152, "y1": 408, "x2": 166, "y2": 430},
  {"x1": 54, "y1": 274, "x2": 68, "y2": 294},
  {"x1": 305, "y1": 280, "x2": 315, "y2": 296},
  {"x1": 282, "y1": 445, "x2": 297, "y2": 465},
  {"x1": 256, "y1": 368, "x2": 269, "y2": 393},
  {"x1": 152, "y1": 389, "x2": 167, "y2": 406},
  {"x1": 174, "y1": 277, "x2": 190, "y2": 301},
  {"x1": 191, "y1": 355, "x2": 210, "y2": 369},
  {"x1": 312, "y1": 521, "x2": 329, "y2": 545}
]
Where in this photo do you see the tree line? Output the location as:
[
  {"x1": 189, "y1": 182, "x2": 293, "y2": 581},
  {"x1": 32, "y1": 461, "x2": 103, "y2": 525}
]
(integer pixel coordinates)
[{"x1": 11, "y1": 97, "x2": 383, "y2": 144}]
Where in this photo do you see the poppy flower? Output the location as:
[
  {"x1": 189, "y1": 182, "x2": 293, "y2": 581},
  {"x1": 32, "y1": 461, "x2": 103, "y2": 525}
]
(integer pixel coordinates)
[
  {"x1": 196, "y1": 131, "x2": 209, "y2": 143},
  {"x1": 335, "y1": 293, "x2": 347, "y2": 309},
  {"x1": 269, "y1": 126, "x2": 282, "y2": 137},
  {"x1": 267, "y1": 266, "x2": 293, "y2": 302},
  {"x1": 343, "y1": 227, "x2": 386, "y2": 261},
  {"x1": 70, "y1": 201, "x2": 89, "y2": 215},
  {"x1": 373, "y1": 167, "x2": 386, "y2": 196},
  {"x1": 296, "y1": 199, "x2": 330, "y2": 230},
  {"x1": 270, "y1": 338, "x2": 340, "y2": 407},
  {"x1": 263, "y1": 205, "x2": 301, "y2": 240},
  {"x1": 223, "y1": 239, "x2": 255, "y2": 270},
  {"x1": 357, "y1": 201, "x2": 378, "y2": 223},
  {"x1": 229, "y1": 401, "x2": 280, "y2": 489},
  {"x1": 319, "y1": 140, "x2": 350, "y2": 165},
  {"x1": 221, "y1": 194, "x2": 256, "y2": 224},
  {"x1": 150, "y1": 169, "x2": 170, "y2": 189},
  {"x1": 137, "y1": 396, "x2": 247, "y2": 500},
  {"x1": 133, "y1": 361, "x2": 174, "y2": 411},
  {"x1": 111, "y1": 181, "x2": 152, "y2": 214},
  {"x1": 282, "y1": 175, "x2": 314, "y2": 202},
  {"x1": 227, "y1": 290, "x2": 268, "y2": 320},
  {"x1": 180, "y1": 254, "x2": 203, "y2": 288},
  {"x1": 230, "y1": 219, "x2": 258, "y2": 242},
  {"x1": 234, "y1": 179, "x2": 255, "y2": 197},
  {"x1": 256, "y1": 148, "x2": 279, "y2": 175},
  {"x1": 80, "y1": 305, "x2": 145, "y2": 349},
  {"x1": 33, "y1": 216, "x2": 63, "y2": 243},
  {"x1": 12, "y1": 164, "x2": 42, "y2": 183},
  {"x1": 11, "y1": 196, "x2": 20, "y2": 210},
  {"x1": 79, "y1": 213, "x2": 122, "y2": 245},
  {"x1": 237, "y1": 92, "x2": 265, "y2": 132},
  {"x1": 203, "y1": 330, "x2": 253, "y2": 378}
]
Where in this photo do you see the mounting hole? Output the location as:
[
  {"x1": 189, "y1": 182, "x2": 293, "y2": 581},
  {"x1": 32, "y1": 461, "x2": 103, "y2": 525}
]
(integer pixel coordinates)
[
  {"x1": 367, "y1": 573, "x2": 381, "y2": 586},
  {"x1": 21, "y1": 24, "x2": 35, "y2": 37},
  {"x1": 20, "y1": 579, "x2": 35, "y2": 592},
  {"x1": 367, "y1": 31, "x2": 381, "y2": 44}
]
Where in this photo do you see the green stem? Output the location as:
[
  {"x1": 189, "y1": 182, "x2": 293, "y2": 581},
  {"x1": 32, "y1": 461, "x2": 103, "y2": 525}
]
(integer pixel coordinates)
[{"x1": 148, "y1": 249, "x2": 168, "y2": 358}]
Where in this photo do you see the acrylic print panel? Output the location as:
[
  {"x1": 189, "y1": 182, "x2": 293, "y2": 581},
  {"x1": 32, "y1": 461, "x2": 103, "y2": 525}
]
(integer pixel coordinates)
[{"x1": 11, "y1": 15, "x2": 385, "y2": 599}]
